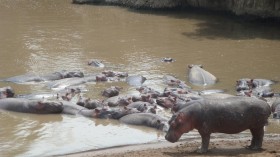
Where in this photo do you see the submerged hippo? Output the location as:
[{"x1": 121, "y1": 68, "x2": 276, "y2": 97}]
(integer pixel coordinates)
[
  {"x1": 188, "y1": 65, "x2": 217, "y2": 86},
  {"x1": 88, "y1": 59, "x2": 105, "y2": 68},
  {"x1": 0, "y1": 98, "x2": 63, "y2": 114},
  {"x1": 165, "y1": 96, "x2": 271, "y2": 153},
  {"x1": 120, "y1": 113, "x2": 169, "y2": 131}
]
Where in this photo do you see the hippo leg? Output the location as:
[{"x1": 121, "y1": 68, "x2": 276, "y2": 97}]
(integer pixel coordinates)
[
  {"x1": 248, "y1": 127, "x2": 264, "y2": 150},
  {"x1": 198, "y1": 132, "x2": 210, "y2": 153}
]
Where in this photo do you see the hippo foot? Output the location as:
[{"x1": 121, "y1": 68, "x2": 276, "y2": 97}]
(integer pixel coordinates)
[
  {"x1": 196, "y1": 147, "x2": 208, "y2": 154},
  {"x1": 245, "y1": 145, "x2": 263, "y2": 151}
]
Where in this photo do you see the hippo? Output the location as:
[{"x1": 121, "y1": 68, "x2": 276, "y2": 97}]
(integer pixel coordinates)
[
  {"x1": 120, "y1": 113, "x2": 169, "y2": 131},
  {"x1": 188, "y1": 64, "x2": 217, "y2": 86},
  {"x1": 236, "y1": 78, "x2": 276, "y2": 91},
  {"x1": 109, "y1": 106, "x2": 141, "y2": 119},
  {"x1": 77, "y1": 96, "x2": 103, "y2": 109},
  {"x1": 0, "y1": 86, "x2": 15, "y2": 99},
  {"x1": 156, "y1": 96, "x2": 176, "y2": 109},
  {"x1": 88, "y1": 59, "x2": 105, "y2": 68},
  {"x1": 126, "y1": 75, "x2": 146, "y2": 86},
  {"x1": 163, "y1": 75, "x2": 191, "y2": 89},
  {"x1": 161, "y1": 57, "x2": 175, "y2": 62},
  {"x1": 127, "y1": 101, "x2": 157, "y2": 113},
  {"x1": 102, "y1": 71, "x2": 128, "y2": 78},
  {"x1": 136, "y1": 86, "x2": 162, "y2": 98},
  {"x1": 103, "y1": 94, "x2": 133, "y2": 107},
  {"x1": 165, "y1": 96, "x2": 271, "y2": 153},
  {"x1": 3, "y1": 70, "x2": 84, "y2": 84},
  {"x1": 271, "y1": 98, "x2": 280, "y2": 119},
  {"x1": 0, "y1": 98, "x2": 63, "y2": 114},
  {"x1": 102, "y1": 86, "x2": 122, "y2": 97}
]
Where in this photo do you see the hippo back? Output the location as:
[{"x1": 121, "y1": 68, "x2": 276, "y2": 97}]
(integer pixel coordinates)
[{"x1": 188, "y1": 65, "x2": 217, "y2": 86}]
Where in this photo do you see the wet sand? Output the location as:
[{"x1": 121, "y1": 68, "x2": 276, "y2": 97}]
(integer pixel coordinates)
[{"x1": 61, "y1": 134, "x2": 280, "y2": 157}]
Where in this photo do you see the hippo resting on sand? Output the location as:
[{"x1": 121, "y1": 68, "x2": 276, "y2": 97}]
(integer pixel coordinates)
[
  {"x1": 165, "y1": 96, "x2": 271, "y2": 153},
  {"x1": 188, "y1": 65, "x2": 217, "y2": 86},
  {"x1": 0, "y1": 98, "x2": 63, "y2": 114}
]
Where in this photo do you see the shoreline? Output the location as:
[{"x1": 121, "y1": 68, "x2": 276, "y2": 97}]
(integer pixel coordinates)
[{"x1": 59, "y1": 134, "x2": 280, "y2": 157}]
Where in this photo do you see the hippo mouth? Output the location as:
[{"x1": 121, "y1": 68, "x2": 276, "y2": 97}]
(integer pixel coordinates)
[{"x1": 165, "y1": 131, "x2": 182, "y2": 143}]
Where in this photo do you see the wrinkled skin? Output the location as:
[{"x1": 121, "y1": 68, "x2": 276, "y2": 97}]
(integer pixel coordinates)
[
  {"x1": 0, "y1": 98, "x2": 63, "y2": 114},
  {"x1": 165, "y1": 97, "x2": 271, "y2": 153},
  {"x1": 120, "y1": 113, "x2": 169, "y2": 131},
  {"x1": 188, "y1": 64, "x2": 217, "y2": 86},
  {"x1": 0, "y1": 86, "x2": 15, "y2": 99}
]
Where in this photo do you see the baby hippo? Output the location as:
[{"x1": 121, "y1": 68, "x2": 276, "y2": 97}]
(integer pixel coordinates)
[{"x1": 165, "y1": 96, "x2": 271, "y2": 153}]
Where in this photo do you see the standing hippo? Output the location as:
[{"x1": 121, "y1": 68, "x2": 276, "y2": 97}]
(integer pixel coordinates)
[
  {"x1": 165, "y1": 96, "x2": 271, "y2": 153},
  {"x1": 120, "y1": 113, "x2": 169, "y2": 131},
  {"x1": 0, "y1": 98, "x2": 63, "y2": 114},
  {"x1": 188, "y1": 64, "x2": 217, "y2": 86}
]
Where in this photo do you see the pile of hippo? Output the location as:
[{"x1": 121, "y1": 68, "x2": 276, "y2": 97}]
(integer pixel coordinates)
[{"x1": 1, "y1": 62, "x2": 280, "y2": 153}]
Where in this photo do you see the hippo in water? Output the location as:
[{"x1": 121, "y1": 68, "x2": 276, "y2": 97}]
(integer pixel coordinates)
[
  {"x1": 187, "y1": 64, "x2": 217, "y2": 86},
  {"x1": 165, "y1": 96, "x2": 271, "y2": 153},
  {"x1": 236, "y1": 78, "x2": 275, "y2": 91},
  {"x1": 3, "y1": 70, "x2": 84, "y2": 84},
  {"x1": 120, "y1": 113, "x2": 169, "y2": 131},
  {"x1": 0, "y1": 98, "x2": 63, "y2": 114},
  {"x1": 88, "y1": 59, "x2": 105, "y2": 68},
  {"x1": 0, "y1": 86, "x2": 15, "y2": 99}
]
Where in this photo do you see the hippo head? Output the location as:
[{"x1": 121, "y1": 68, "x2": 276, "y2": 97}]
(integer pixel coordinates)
[
  {"x1": 93, "y1": 108, "x2": 112, "y2": 119},
  {"x1": 188, "y1": 64, "x2": 203, "y2": 69},
  {"x1": 155, "y1": 119, "x2": 169, "y2": 132},
  {"x1": 165, "y1": 112, "x2": 194, "y2": 143},
  {"x1": 236, "y1": 79, "x2": 255, "y2": 91},
  {"x1": 0, "y1": 86, "x2": 15, "y2": 98},
  {"x1": 32, "y1": 100, "x2": 63, "y2": 114}
]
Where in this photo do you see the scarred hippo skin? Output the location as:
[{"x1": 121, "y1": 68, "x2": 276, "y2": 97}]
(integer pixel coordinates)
[
  {"x1": 0, "y1": 98, "x2": 63, "y2": 114},
  {"x1": 188, "y1": 65, "x2": 217, "y2": 86},
  {"x1": 120, "y1": 113, "x2": 169, "y2": 131},
  {"x1": 165, "y1": 96, "x2": 271, "y2": 153},
  {"x1": 0, "y1": 86, "x2": 15, "y2": 99}
]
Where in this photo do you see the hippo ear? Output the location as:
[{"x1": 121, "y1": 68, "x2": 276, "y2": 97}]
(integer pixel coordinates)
[{"x1": 188, "y1": 64, "x2": 193, "y2": 69}]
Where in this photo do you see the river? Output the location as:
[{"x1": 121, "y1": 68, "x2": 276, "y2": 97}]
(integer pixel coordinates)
[{"x1": 0, "y1": 0, "x2": 280, "y2": 156}]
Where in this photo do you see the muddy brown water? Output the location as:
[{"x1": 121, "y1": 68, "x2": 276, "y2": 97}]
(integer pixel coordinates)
[{"x1": 1, "y1": 0, "x2": 280, "y2": 156}]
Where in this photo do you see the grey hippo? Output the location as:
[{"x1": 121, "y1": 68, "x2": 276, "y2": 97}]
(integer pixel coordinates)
[
  {"x1": 0, "y1": 98, "x2": 63, "y2": 114},
  {"x1": 165, "y1": 96, "x2": 271, "y2": 153},
  {"x1": 188, "y1": 64, "x2": 217, "y2": 86}
]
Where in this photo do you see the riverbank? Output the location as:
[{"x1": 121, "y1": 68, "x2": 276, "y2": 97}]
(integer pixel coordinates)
[
  {"x1": 62, "y1": 134, "x2": 280, "y2": 157},
  {"x1": 72, "y1": 0, "x2": 280, "y2": 19}
]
